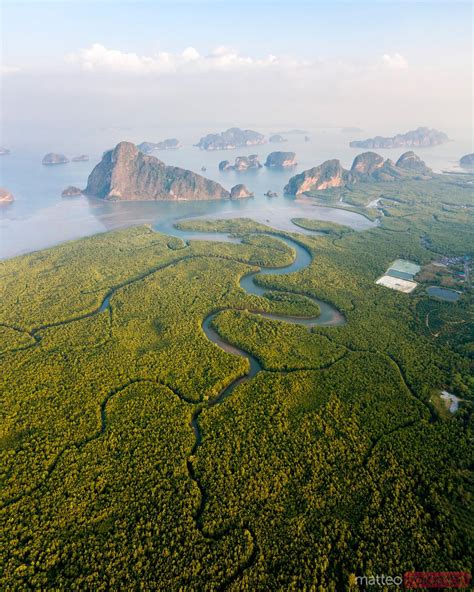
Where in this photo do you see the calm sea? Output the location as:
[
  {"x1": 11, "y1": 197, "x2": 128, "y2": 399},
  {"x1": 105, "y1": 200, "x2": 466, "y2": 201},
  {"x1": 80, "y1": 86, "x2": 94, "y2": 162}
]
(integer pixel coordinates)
[{"x1": 0, "y1": 127, "x2": 470, "y2": 259}]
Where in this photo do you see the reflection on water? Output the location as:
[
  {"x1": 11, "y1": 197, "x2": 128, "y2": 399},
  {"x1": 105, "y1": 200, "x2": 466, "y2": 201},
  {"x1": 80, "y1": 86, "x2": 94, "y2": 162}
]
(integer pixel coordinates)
[{"x1": 0, "y1": 186, "x2": 375, "y2": 259}]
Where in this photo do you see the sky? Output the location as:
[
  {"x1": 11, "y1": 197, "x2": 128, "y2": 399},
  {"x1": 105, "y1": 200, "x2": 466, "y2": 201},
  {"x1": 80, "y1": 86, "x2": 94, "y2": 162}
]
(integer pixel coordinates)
[{"x1": 1, "y1": 1, "x2": 472, "y2": 146}]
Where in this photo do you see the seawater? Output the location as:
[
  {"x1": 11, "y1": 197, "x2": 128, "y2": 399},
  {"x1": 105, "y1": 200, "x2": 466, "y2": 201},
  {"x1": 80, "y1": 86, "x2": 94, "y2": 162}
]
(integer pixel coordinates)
[{"x1": 0, "y1": 128, "x2": 469, "y2": 259}]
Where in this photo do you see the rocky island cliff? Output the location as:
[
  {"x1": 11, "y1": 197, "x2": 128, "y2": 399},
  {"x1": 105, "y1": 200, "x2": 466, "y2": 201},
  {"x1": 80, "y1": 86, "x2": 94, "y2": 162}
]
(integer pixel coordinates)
[
  {"x1": 196, "y1": 128, "x2": 266, "y2": 150},
  {"x1": 285, "y1": 151, "x2": 432, "y2": 195},
  {"x1": 285, "y1": 160, "x2": 346, "y2": 194},
  {"x1": 395, "y1": 151, "x2": 432, "y2": 174},
  {"x1": 349, "y1": 127, "x2": 448, "y2": 149},
  {"x1": 265, "y1": 151, "x2": 297, "y2": 168},
  {"x1": 62, "y1": 186, "x2": 83, "y2": 197},
  {"x1": 219, "y1": 155, "x2": 262, "y2": 171},
  {"x1": 85, "y1": 142, "x2": 231, "y2": 201},
  {"x1": 230, "y1": 184, "x2": 253, "y2": 199}
]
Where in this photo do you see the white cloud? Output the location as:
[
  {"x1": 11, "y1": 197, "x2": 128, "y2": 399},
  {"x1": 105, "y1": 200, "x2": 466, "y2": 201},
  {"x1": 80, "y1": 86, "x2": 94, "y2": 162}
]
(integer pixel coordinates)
[
  {"x1": 67, "y1": 43, "x2": 307, "y2": 75},
  {"x1": 382, "y1": 53, "x2": 408, "y2": 70},
  {"x1": 68, "y1": 43, "x2": 411, "y2": 81}
]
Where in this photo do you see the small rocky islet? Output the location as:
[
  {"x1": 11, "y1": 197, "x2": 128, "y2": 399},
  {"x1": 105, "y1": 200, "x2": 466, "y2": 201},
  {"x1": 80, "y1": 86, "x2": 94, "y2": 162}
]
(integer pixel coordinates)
[
  {"x1": 219, "y1": 154, "x2": 262, "y2": 171},
  {"x1": 230, "y1": 184, "x2": 254, "y2": 199},
  {"x1": 137, "y1": 139, "x2": 181, "y2": 154},
  {"x1": 61, "y1": 186, "x2": 83, "y2": 197},
  {"x1": 43, "y1": 153, "x2": 89, "y2": 164},
  {"x1": 0, "y1": 188, "x2": 14, "y2": 203},
  {"x1": 269, "y1": 134, "x2": 287, "y2": 143},
  {"x1": 42, "y1": 153, "x2": 69, "y2": 165},
  {"x1": 264, "y1": 151, "x2": 297, "y2": 168}
]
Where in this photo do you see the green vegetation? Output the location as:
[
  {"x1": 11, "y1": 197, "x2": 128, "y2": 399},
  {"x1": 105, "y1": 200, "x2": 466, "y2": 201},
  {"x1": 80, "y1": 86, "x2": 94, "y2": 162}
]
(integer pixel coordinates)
[
  {"x1": 175, "y1": 217, "x2": 272, "y2": 235},
  {"x1": 306, "y1": 174, "x2": 474, "y2": 252},
  {"x1": 260, "y1": 290, "x2": 320, "y2": 316},
  {"x1": 291, "y1": 218, "x2": 353, "y2": 237},
  {"x1": 212, "y1": 310, "x2": 344, "y2": 370},
  {"x1": 1, "y1": 173, "x2": 473, "y2": 589}
]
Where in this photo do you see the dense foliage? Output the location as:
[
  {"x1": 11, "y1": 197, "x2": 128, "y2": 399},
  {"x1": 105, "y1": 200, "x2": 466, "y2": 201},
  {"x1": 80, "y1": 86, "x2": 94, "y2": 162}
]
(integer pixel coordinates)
[{"x1": 1, "y1": 174, "x2": 472, "y2": 589}]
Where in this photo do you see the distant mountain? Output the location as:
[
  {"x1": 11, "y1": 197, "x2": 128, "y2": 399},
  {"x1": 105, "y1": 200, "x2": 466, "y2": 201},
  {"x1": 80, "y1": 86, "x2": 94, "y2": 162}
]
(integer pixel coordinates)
[
  {"x1": 71, "y1": 155, "x2": 89, "y2": 162},
  {"x1": 137, "y1": 139, "x2": 181, "y2": 153},
  {"x1": 264, "y1": 151, "x2": 297, "y2": 168},
  {"x1": 349, "y1": 127, "x2": 448, "y2": 149},
  {"x1": 0, "y1": 147, "x2": 10, "y2": 156},
  {"x1": 85, "y1": 142, "x2": 230, "y2": 201},
  {"x1": 459, "y1": 153, "x2": 474, "y2": 167},
  {"x1": 42, "y1": 153, "x2": 69, "y2": 165},
  {"x1": 219, "y1": 155, "x2": 262, "y2": 171},
  {"x1": 284, "y1": 151, "x2": 432, "y2": 195},
  {"x1": 195, "y1": 128, "x2": 266, "y2": 150}
]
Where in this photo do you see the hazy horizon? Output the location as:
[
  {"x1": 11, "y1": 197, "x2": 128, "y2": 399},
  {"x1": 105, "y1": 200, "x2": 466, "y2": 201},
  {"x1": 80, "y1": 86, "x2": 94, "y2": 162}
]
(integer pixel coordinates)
[{"x1": 1, "y1": 1, "x2": 472, "y2": 151}]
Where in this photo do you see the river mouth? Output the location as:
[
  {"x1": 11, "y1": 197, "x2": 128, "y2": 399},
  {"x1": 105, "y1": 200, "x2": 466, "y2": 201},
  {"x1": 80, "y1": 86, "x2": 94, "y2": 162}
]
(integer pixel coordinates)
[{"x1": 0, "y1": 190, "x2": 376, "y2": 260}]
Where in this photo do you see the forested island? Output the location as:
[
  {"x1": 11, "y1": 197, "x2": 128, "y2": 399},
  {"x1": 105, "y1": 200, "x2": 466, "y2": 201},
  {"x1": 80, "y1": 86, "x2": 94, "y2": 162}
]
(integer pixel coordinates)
[{"x1": 0, "y1": 166, "x2": 472, "y2": 590}]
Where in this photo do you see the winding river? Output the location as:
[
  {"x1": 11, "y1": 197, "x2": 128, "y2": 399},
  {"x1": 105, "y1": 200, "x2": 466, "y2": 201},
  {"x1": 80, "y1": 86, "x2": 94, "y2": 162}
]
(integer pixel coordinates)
[
  {"x1": 5, "y1": 224, "x2": 346, "y2": 583},
  {"x1": 131, "y1": 227, "x2": 344, "y2": 583},
  {"x1": 201, "y1": 233, "x2": 345, "y2": 399},
  {"x1": 161, "y1": 228, "x2": 345, "y2": 575}
]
